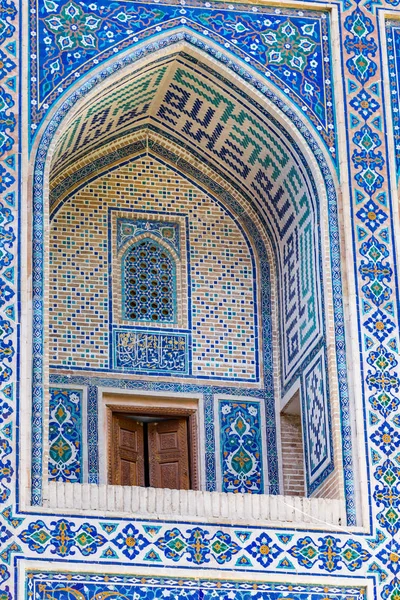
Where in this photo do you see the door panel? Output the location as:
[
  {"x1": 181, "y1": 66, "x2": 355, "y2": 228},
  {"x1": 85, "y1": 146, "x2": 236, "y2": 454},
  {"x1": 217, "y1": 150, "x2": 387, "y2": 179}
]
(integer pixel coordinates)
[
  {"x1": 148, "y1": 418, "x2": 189, "y2": 490},
  {"x1": 111, "y1": 415, "x2": 145, "y2": 486}
]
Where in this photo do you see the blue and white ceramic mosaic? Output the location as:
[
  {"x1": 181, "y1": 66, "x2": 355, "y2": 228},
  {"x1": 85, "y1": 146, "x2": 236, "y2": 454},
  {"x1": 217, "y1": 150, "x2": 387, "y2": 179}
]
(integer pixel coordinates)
[
  {"x1": 113, "y1": 329, "x2": 189, "y2": 374},
  {"x1": 117, "y1": 217, "x2": 181, "y2": 254},
  {"x1": 48, "y1": 387, "x2": 83, "y2": 483},
  {"x1": 302, "y1": 349, "x2": 332, "y2": 494},
  {"x1": 219, "y1": 399, "x2": 264, "y2": 494},
  {"x1": 24, "y1": 572, "x2": 366, "y2": 600},
  {"x1": 0, "y1": 0, "x2": 399, "y2": 599}
]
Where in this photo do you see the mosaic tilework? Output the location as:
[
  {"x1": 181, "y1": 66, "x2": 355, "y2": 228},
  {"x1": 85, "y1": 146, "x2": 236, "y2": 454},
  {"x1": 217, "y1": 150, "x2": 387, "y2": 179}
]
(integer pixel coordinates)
[
  {"x1": 219, "y1": 399, "x2": 264, "y2": 494},
  {"x1": 342, "y1": 10, "x2": 400, "y2": 600},
  {"x1": 49, "y1": 158, "x2": 258, "y2": 381},
  {"x1": 0, "y1": 1, "x2": 17, "y2": 597},
  {"x1": 302, "y1": 350, "x2": 332, "y2": 494},
  {"x1": 50, "y1": 56, "x2": 323, "y2": 389},
  {"x1": 41, "y1": 141, "x2": 282, "y2": 499},
  {"x1": 117, "y1": 217, "x2": 181, "y2": 254},
  {"x1": 113, "y1": 329, "x2": 189, "y2": 375},
  {"x1": 0, "y1": 0, "x2": 399, "y2": 598},
  {"x1": 25, "y1": 571, "x2": 366, "y2": 600},
  {"x1": 15, "y1": 510, "x2": 373, "y2": 570},
  {"x1": 1, "y1": 4, "x2": 400, "y2": 600},
  {"x1": 385, "y1": 21, "x2": 400, "y2": 176},
  {"x1": 49, "y1": 65, "x2": 168, "y2": 181},
  {"x1": 87, "y1": 385, "x2": 99, "y2": 484},
  {"x1": 33, "y1": 50, "x2": 346, "y2": 504},
  {"x1": 31, "y1": 2, "x2": 336, "y2": 158},
  {"x1": 112, "y1": 209, "x2": 189, "y2": 332},
  {"x1": 50, "y1": 374, "x2": 274, "y2": 493},
  {"x1": 25, "y1": 4, "x2": 351, "y2": 504},
  {"x1": 48, "y1": 387, "x2": 83, "y2": 483}
]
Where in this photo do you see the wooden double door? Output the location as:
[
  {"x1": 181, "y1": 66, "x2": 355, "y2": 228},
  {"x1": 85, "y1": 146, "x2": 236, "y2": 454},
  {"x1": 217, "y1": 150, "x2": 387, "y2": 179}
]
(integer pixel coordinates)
[{"x1": 110, "y1": 413, "x2": 190, "y2": 490}]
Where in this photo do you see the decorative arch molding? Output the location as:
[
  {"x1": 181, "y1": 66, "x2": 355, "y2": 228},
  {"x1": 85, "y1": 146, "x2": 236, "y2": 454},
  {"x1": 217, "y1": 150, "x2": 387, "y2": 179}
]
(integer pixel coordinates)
[
  {"x1": 117, "y1": 230, "x2": 181, "y2": 264},
  {"x1": 29, "y1": 40, "x2": 354, "y2": 524},
  {"x1": 35, "y1": 41, "x2": 339, "y2": 208}
]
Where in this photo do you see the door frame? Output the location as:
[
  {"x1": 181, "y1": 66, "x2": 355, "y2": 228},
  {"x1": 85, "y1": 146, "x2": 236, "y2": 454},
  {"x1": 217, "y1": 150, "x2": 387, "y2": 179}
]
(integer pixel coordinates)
[{"x1": 106, "y1": 404, "x2": 200, "y2": 490}]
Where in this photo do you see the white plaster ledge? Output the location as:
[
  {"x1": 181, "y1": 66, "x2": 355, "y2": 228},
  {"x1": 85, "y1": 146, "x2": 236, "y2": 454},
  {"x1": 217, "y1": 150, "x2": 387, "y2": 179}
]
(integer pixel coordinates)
[{"x1": 43, "y1": 482, "x2": 346, "y2": 529}]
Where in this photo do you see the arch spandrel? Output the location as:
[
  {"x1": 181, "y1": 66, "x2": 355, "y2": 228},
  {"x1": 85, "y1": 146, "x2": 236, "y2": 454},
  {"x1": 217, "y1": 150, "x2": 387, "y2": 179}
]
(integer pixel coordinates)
[{"x1": 31, "y1": 2, "x2": 337, "y2": 162}]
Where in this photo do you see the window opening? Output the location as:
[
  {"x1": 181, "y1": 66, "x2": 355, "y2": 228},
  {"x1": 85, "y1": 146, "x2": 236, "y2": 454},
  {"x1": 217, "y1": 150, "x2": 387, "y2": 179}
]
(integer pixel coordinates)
[{"x1": 123, "y1": 238, "x2": 176, "y2": 323}]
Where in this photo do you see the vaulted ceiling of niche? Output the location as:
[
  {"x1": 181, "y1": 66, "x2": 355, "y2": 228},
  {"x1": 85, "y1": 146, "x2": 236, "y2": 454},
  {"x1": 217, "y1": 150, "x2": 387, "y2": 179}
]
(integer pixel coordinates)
[{"x1": 49, "y1": 49, "x2": 324, "y2": 385}]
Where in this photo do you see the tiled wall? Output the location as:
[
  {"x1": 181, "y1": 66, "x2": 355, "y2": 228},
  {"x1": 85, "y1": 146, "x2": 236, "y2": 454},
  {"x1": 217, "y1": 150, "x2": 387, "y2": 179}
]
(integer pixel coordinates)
[{"x1": 5, "y1": 0, "x2": 400, "y2": 591}]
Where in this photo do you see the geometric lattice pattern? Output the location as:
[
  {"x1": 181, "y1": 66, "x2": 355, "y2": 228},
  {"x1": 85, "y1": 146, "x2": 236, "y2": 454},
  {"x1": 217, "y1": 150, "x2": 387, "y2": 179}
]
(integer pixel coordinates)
[
  {"x1": 48, "y1": 388, "x2": 83, "y2": 483},
  {"x1": 122, "y1": 238, "x2": 176, "y2": 323},
  {"x1": 219, "y1": 399, "x2": 264, "y2": 494},
  {"x1": 171, "y1": 61, "x2": 325, "y2": 386},
  {"x1": 49, "y1": 64, "x2": 168, "y2": 182},
  {"x1": 302, "y1": 350, "x2": 332, "y2": 494},
  {"x1": 50, "y1": 158, "x2": 258, "y2": 380}
]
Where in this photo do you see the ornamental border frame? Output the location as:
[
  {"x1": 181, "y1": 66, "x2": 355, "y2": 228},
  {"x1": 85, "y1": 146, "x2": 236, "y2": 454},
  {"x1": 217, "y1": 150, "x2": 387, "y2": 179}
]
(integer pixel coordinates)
[{"x1": 18, "y1": 560, "x2": 373, "y2": 599}]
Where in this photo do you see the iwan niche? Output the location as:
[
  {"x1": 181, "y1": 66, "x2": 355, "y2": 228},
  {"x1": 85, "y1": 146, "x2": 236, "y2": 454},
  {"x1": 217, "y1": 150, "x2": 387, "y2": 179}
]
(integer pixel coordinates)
[{"x1": 31, "y1": 49, "x2": 350, "y2": 524}]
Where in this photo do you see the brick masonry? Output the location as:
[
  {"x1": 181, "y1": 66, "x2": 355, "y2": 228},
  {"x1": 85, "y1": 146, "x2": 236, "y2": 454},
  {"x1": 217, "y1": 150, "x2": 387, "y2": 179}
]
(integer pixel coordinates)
[{"x1": 280, "y1": 413, "x2": 306, "y2": 497}]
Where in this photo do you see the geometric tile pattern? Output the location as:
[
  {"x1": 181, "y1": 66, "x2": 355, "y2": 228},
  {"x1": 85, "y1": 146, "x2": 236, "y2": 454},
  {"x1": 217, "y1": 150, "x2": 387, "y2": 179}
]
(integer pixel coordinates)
[
  {"x1": 49, "y1": 65, "x2": 168, "y2": 184},
  {"x1": 28, "y1": 12, "x2": 350, "y2": 516},
  {"x1": 111, "y1": 209, "x2": 189, "y2": 333},
  {"x1": 33, "y1": 30, "x2": 341, "y2": 510},
  {"x1": 48, "y1": 59, "x2": 324, "y2": 389},
  {"x1": 48, "y1": 387, "x2": 83, "y2": 483},
  {"x1": 49, "y1": 158, "x2": 258, "y2": 380},
  {"x1": 184, "y1": 56, "x2": 324, "y2": 385},
  {"x1": 31, "y1": 3, "x2": 336, "y2": 158},
  {"x1": 219, "y1": 399, "x2": 264, "y2": 494},
  {"x1": 302, "y1": 350, "x2": 332, "y2": 494}
]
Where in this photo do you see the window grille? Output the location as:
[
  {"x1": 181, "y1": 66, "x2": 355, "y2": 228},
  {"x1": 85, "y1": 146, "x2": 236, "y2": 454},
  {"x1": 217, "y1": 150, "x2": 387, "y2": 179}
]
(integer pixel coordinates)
[{"x1": 123, "y1": 238, "x2": 176, "y2": 323}]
